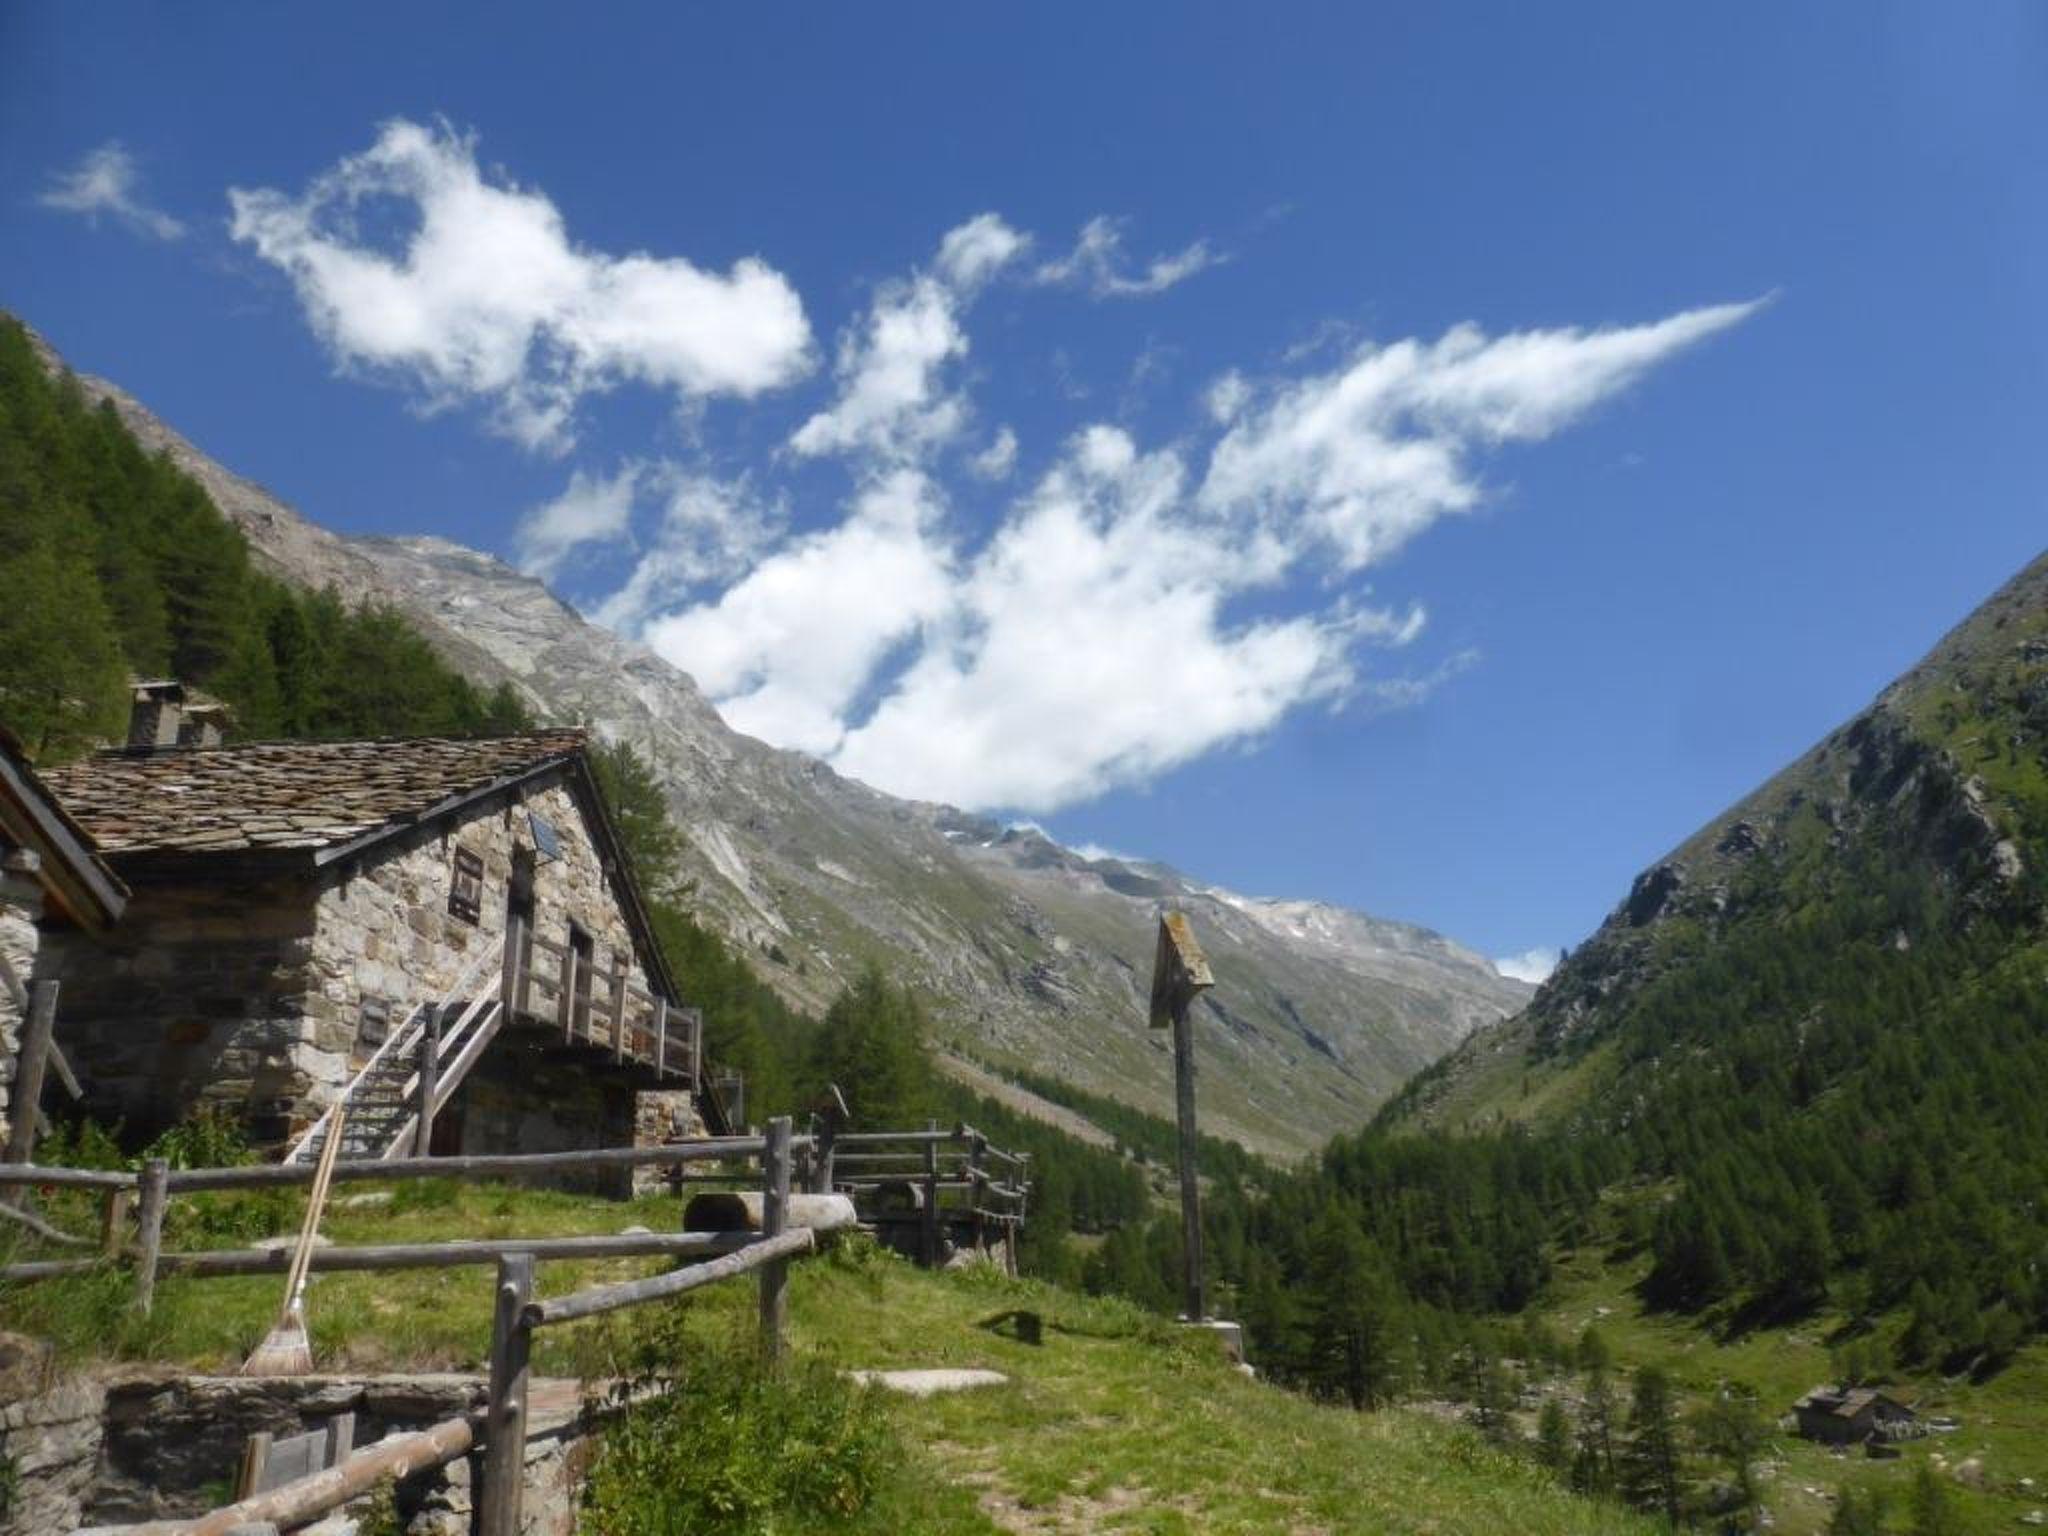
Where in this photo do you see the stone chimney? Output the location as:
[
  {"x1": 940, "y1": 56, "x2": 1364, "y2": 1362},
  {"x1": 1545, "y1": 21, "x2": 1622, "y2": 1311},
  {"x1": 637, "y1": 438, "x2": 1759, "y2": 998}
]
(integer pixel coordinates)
[
  {"x1": 126, "y1": 680, "x2": 230, "y2": 751},
  {"x1": 126, "y1": 680, "x2": 186, "y2": 749}
]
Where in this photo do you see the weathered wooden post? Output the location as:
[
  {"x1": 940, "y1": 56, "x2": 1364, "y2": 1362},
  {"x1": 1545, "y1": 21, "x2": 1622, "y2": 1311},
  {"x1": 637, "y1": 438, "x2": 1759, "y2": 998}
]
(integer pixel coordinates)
[
  {"x1": 920, "y1": 1120, "x2": 941, "y2": 1268},
  {"x1": 481, "y1": 1252, "x2": 533, "y2": 1536},
  {"x1": 413, "y1": 1004, "x2": 442, "y2": 1158},
  {"x1": 759, "y1": 1117, "x2": 792, "y2": 1360},
  {"x1": 557, "y1": 943, "x2": 578, "y2": 1041},
  {"x1": 100, "y1": 1185, "x2": 133, "y2": 1259},
  {"x1": 1149, "y1": 912, "x2": 1215, "y2": 1321},
  {"x1": 686, "y1": 1008, "x2": 704, "y2": 1087},
  {"x1": 132, "y1": 1157, "x2": 170, "y2": 1315},
  {"x1": 501, "y1": 913, "x2": 527, "y2": 1019},
  {"x1": 966, "y1": 1132, "x2": 988, "y2": 1254},
  {"x1": 809, "y1": 1085, "x2": 846, "y2": 1196},
  {"x1": 3, "y1": 981, "x2": 60, "y2": 1167},
  {"x1": 653, "y1": 996, "x2": 668, "y2": 1077},
  {"x1": 609, "y1": 957, "x2": 628, "y2": 1062}
]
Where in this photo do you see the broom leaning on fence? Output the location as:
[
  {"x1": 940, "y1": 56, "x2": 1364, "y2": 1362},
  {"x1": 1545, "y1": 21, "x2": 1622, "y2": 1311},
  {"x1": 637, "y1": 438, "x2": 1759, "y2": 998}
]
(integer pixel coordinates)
[{"x1": 244, "y1": 1105, "x2": 348, "y2": 1376}]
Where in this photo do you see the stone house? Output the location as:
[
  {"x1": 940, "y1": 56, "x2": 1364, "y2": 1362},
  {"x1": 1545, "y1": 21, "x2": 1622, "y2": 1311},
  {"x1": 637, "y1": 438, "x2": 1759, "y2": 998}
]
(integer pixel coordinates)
[
  {"x1": 34, "y1": 685, "x2": 720, "y2": 1170},
  {"x1": 1792, "y1": 1385, "x2": 1917, "y2": 1445},
  {"x1": 0, "y1": 727, "x2": 127, "y2": 1152}
]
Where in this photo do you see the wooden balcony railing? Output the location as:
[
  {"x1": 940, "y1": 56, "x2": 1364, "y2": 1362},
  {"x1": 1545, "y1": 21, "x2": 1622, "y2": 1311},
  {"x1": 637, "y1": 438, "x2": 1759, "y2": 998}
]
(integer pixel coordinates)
[{"x1": 501, "y1": 912, "x2": 701, "y2": 1085}]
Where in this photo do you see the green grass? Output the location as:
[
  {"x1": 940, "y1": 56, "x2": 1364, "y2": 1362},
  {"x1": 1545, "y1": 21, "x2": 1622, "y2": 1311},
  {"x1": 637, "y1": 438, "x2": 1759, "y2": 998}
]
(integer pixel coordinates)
[{"x1": 3, "y1": 1183, "x2": 1653, "y2": 1533}]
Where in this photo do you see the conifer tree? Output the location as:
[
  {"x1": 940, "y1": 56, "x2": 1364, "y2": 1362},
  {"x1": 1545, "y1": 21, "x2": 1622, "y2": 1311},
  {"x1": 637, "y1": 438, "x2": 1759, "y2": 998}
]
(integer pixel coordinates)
[{"x1": 1619, "y1": 1365, "x2": 1684, "y2": 1524}]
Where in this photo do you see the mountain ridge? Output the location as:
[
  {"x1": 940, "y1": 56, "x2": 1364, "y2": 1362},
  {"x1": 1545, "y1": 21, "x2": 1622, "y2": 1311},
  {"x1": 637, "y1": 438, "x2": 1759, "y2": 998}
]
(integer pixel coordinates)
[
  {"x1": 1391, "y1": 542, "x2": 2048, "y2": 1133},
  {"x1": 25, "y1": 318, "x2": 1530, "y2": 1157}
]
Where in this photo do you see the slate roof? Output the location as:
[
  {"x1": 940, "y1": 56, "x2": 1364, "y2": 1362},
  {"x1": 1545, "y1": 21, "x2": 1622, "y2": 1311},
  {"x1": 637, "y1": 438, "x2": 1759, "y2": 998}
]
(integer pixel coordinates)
[{"x1": 41, "y1": 730, "x2": 589, "y2": 859}]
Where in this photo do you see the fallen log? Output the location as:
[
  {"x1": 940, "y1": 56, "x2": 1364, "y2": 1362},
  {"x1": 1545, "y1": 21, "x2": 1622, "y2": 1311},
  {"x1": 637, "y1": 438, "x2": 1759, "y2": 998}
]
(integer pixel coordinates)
[{"x1": 682, "y1": 1190, "x2": 857, "y2": 1234}]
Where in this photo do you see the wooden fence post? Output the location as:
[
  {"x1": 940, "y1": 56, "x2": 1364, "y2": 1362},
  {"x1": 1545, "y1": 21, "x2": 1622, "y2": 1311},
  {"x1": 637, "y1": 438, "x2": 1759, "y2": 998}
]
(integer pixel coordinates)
[
  {"x1": 133, "y1": 1157, "x2": 169, "y2": 1314},
  {"x1": 480, "y1": 1252, "x2": 533, "y2": 1536},
  {"x1": 920, "y1": 1121, "x2": 940, "y2": 1269},
  {"x1": 687, "y1": 1009, "x2": 704, "y2": 1088},
  {"x1": 759, "y1": 1117, "x2": 791, "y2": 1361},
  {"x1": 653, "y1": 996, "x2": 668, "y2": 1077},
  {"x1": 100, "y1": 1186, "x2": 132, "y2": 1259},
  {"x1": 966, "y1": 1133, "x2": 988, "y2": 1254},
  {"x1": 414, "y1": 1005, "x2": 442, "y2": 1158},
  {"x1": 3, "y1": 981, "x2": 60, "y2": 1166}
]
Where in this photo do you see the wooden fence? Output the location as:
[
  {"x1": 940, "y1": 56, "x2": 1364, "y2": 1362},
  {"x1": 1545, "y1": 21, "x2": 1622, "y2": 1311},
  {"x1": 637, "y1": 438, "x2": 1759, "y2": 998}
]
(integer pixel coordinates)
[
  {"x1": 819, "y1": 1120, "x2": 1030, "y2": 1273},
  {"x1": 0, "y1": 1121, "x2": 813, "y2": 1535}
]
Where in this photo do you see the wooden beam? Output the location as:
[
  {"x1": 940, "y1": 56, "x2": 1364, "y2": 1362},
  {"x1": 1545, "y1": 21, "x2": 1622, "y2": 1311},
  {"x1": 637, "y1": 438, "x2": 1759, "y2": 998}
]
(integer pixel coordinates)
[
  {"x1": 480, "y1": 1253, "x2": 533, "y2": 1536},
  {"x1": 526, "y1": 1227, "x2": 813, "y2": 1330},
  {"x1": 145, "y1": 1413, "x2": 476, "y2": 1536},
  {"x1": 3, "y1": 981, "x2": 59, "y2": 1164},
  {"x1": 414, "y1": 1004, "x2": 442, "y2": 1158},
  {"x1": 920, "y1": 1119, "x2": 941, "y2": 1269},
  {"x1": 162, "y1": 1135, "x2": 795, "y2": 1192},
  {"x1": 759, "y1": 1116, "x2": 792, "y2": 1360}
]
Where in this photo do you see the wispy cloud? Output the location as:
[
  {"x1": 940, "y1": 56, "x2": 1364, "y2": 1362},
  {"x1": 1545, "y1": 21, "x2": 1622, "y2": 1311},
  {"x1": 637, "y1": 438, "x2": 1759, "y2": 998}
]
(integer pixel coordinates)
[
  {"x1": 227, "y1": 119, "x2": 812, "y2": 452},
  {"x1": 789, "y1": 214, "x2": 1025, "y2": 463},
  {"x1": 39, "y1": 143, "x2": 185, "y2": 241},
  {"x1": 1035, "y1": 216, "x2": 1221, "y2": 298}
]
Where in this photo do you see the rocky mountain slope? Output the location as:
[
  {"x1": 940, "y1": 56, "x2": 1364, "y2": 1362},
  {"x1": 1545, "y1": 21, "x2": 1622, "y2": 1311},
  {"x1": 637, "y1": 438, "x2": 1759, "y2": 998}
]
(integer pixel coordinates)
[
  {"x1": 1391, "y1": 544, "x2": 2048, "y2": 1133},
  {"x1": 33, "y1": 324, "x2": 1529, "y2": 1156}
]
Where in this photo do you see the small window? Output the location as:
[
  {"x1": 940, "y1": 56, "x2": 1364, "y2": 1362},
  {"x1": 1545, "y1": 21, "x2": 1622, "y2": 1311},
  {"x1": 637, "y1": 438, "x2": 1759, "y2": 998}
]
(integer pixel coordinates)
[
  {"x1": 449, "y1": 846, "x2": 485, "y2": 924},
  {"x1": 357, "y1": 998, "x2": 390, "y2": 1052}
]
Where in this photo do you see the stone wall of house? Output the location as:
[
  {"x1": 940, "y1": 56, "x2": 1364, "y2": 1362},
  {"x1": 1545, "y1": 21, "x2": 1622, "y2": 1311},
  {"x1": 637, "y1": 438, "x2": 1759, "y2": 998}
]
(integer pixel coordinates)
[
  {"x1": 36, "y1": 872, "x2": 323, "y2": 1147},
  {"x1": 308, "y1": 776, "x2": 655, "y2": 1089},
  {"x1": 0, "y1": 849, "x2": 44, "y2": 1152}
]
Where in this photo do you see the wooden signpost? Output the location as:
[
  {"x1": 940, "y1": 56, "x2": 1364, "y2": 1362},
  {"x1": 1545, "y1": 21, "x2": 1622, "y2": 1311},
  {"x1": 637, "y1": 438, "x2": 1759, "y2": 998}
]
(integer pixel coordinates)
[{"x1": 1148, "y1": 912, "x2": 1214, "y2": 1322}]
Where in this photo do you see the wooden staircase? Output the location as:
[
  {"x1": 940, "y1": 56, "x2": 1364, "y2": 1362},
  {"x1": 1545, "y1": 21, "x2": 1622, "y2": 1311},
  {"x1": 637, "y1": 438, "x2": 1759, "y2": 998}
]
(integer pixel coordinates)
[{"x1": 286, "y1": 939, "x2": 507, "y2": 1165}]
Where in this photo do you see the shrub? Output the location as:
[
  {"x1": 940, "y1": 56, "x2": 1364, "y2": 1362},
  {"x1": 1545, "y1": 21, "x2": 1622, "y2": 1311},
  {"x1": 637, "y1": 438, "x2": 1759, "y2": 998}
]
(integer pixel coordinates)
[{"x1": 581, "y1": 1317, "x2": 900, "y2": 1535}]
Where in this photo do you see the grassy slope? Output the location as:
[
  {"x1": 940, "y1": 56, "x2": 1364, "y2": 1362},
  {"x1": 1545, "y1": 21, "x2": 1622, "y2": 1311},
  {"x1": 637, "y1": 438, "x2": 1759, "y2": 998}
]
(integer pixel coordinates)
[
  {"x1": 1535, "y1": 1203, "x2": 2048, "y2": 1536},
  {"x1": 1, "y1": 1182, "x2": 1647, "y2": 1536}
]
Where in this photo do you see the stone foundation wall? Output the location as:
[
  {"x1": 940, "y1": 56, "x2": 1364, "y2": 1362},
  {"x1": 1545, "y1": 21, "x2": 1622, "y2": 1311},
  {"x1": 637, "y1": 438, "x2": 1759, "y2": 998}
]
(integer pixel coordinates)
[
  {"x1": 36, "y1": 873, "x2": 323, "y2": 1147},
  {"x1": 1, "y1": 1367, "x2": 602, "y2": 1536},
  {"x1": 451, "y1": 1044, "x2": 640, "y2": 1195}
]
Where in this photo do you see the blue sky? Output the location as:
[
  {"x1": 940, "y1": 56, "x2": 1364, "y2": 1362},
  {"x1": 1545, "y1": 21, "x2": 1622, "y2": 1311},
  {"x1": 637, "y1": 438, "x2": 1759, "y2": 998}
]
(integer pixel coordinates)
[{"x1": 4, "y1": 5, "x2": 2045, "y2": 979}]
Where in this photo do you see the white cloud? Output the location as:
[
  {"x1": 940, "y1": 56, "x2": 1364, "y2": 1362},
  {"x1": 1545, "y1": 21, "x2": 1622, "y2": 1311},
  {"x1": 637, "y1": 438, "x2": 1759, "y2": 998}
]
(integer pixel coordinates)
[
  {"x1": 789, "y1": 214, "x2": 1026, "y2": 463},
  {"x1": 611, "y1": 297, "x2": 1756, "y2": 812},
  {"x1": 515, "y1": 466, "x2": 638, "y2": 578},
  {"x1": 831, "y1": 428, "x2": 1359, "y2": 808},
  {"x1": 1035, "y1": 216, "x2": 1220, "y2": 298},
  {"x1": 1201, "y1": 300, "x2": 1761, "y2": 570},
  {"x1": 228, "y1": 119, "x2": 811, "y2": 451},
  {"x1": 970, "y1": 427, "x2": 1019, "y2": 480},
  {"x1": 1494, "y1": 946, "x2": 1560, "y2": 985},
  {"x1": 639, "y1": 471, "x2": 954, "y2": 754},
  {"x1": 39, "y1": 143, "x2": 184, "y2": 240},
  {"x1": 936, "y1": 213, "x2": 1030, "y2": 289}
]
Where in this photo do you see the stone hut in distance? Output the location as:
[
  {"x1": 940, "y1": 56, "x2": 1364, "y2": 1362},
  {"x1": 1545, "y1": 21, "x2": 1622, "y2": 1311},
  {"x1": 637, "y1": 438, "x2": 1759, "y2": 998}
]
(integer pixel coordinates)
[{"x1": 36, "y1": 683, "x2": 720, "y2": 1178}]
